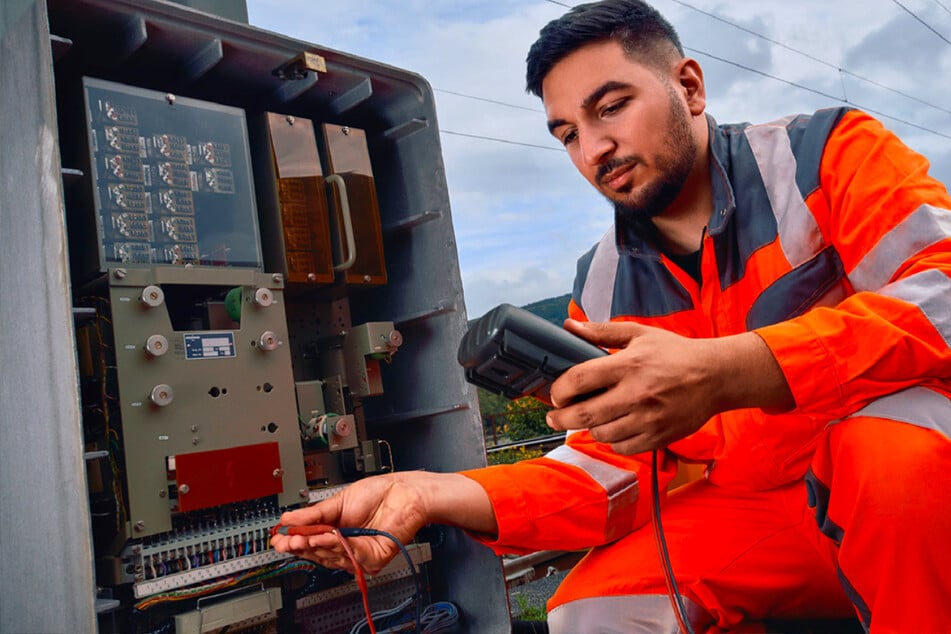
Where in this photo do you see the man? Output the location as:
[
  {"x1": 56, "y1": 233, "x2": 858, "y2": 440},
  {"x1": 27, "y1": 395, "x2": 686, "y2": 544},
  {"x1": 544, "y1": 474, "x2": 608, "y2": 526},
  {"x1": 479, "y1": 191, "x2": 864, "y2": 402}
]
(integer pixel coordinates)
[{"x1": 272, "y1": 1, "x2": 951, "y2": 631}]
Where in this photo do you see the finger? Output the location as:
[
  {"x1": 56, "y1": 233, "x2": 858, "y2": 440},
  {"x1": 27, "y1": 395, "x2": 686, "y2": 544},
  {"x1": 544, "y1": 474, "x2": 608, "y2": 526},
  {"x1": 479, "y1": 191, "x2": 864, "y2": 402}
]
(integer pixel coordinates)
[
  {"x1": 564, "y1": 319, "x2": 643, "y2": 348},
  {"x1": 546, "y1": 385, "x2": 623, "y2": 430},
  {"x1": 297, "y1": 550, "x2": 354, "y2": 573},
  {"x1": 586, "y1": 415, "x2": 665, "y2": 455},
  {"x1": 609, "y1": 437, "x2": 655, "y2": 456},
  {"x1": 279, "y1": 496, "x2": 341, "y2": 527},
  {"x1": 549, "y1": 355, "x2": 621, "y2": 410}
]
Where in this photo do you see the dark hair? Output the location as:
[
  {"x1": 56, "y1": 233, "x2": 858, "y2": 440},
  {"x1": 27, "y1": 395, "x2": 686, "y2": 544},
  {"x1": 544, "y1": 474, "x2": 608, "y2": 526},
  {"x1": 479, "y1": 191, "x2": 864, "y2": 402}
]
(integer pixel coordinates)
[{"x1": 526, "y1": 0, "x2": 684, "y2": 97}]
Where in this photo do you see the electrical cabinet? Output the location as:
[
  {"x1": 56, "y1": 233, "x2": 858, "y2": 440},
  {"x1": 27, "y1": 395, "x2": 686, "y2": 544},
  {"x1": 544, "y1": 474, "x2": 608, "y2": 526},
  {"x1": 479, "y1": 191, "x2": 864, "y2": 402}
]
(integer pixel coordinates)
[{"x1": 0, "y1": 0, "x2": 509, "y2": 632}]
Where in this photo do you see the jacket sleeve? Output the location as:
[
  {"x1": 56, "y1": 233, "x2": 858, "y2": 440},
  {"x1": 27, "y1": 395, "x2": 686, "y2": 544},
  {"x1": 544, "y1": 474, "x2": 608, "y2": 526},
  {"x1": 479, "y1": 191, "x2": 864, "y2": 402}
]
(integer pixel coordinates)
[
  {"x1": 460, "y1": 429, "x2": 677, "y2": 555},
  {"x1": 756, "y1": 110, "x2": 951, "y2": 418}
]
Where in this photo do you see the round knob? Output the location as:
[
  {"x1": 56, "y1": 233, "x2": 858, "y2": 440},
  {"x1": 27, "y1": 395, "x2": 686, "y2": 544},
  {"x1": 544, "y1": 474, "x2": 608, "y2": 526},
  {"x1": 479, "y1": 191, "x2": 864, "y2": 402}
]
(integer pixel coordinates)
[
  {"x1": 150, "y1": 384, "x2": 174, "y2": 406},
  {"x1": 333, "y1": 417, "x2": 353, "y2": 437},
  {"x1": 321, "y1": 415, "x2": 352, "y2": 438},
  {"x1": 258, "y1": 331, "x2": 279, "y2": 351},
  {"x1": 253, "y1": 288, "x2": 273, "y2": 307},
  {"x1": 386, "y1": 329, "x2": 403, "y2": 347},
  {"x1": 144, "y1": 334, "x2": 169, "y2": 357},
  {"x1": 141, "y1": 285, "x2": 165, "y2": 308}
]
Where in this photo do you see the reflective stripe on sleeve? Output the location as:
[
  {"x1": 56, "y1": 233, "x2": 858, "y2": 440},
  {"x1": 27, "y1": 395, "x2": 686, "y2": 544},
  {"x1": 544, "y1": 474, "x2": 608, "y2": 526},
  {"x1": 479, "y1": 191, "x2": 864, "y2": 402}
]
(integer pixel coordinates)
[
  {"x1": 849, "y1": 204, "x2": 951, "y2": 292},
  {"x1": 745, "y1": 120, "x2": 826, "y2": 268},
  {"x1": 580, "y1": 228, "x2": 619, "y2": 323},
  {"x1": 844, "y1": 386, "x2": 951, "y2": 439},
  {"x1": 881, "y1": 268, "x2": 951, "y2": 349},
  {"x1": 546, "y1": 443, "x2": 639, "y2": 533},
  {"x1": 547, "y1": 593, "x2": 710, "y2": 634}
]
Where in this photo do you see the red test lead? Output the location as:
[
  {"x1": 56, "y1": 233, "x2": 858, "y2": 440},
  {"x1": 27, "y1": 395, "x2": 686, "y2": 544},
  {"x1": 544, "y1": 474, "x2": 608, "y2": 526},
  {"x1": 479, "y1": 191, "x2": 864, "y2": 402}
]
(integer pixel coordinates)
[{"x1": 269, "y1": 523, "x2": 337, "y2": 537}]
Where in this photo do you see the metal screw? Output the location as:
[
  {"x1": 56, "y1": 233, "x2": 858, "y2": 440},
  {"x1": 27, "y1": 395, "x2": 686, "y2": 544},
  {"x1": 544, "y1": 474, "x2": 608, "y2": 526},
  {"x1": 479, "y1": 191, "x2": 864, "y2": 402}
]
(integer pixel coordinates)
[
  {"x1": 192, "y1": 436, "x2": 200, "y2": 445},
  {"x1": 286, "y1": 115, "x2": 295, "y2": 125},
  {"x1": 165, "y1": 93, "x2": 176, "y2": 105},
  {"x1": 342, "y1": 126, "x2": 351, "y2": 136},
  {"x1": 307, "y1": 272, "x2": 317, "y2": 281},
  {"x1": 114, "y1": 268, "x2": 127, "y2": 279},
  {"x1": 179, "y1": 484, "x2": 190, "y2": 495},
  {"x1": 159, "y1": 490, "x2": 167, "y2": 498},
  {"x1": 363, "y1": 274, "x2": 372, "y2": 283},
  {"x1": 299, "y1": 488, "x2": 309, "y2": 499},
  {"x1": 272, "y1": 273, "x2": 283, "y2": 284},
  {"x1": 272, "y1": 468, "x2": 285, "y2": 479},
  {"x1": 134, "y1": 520, "x2": 145, "y2": 532}
]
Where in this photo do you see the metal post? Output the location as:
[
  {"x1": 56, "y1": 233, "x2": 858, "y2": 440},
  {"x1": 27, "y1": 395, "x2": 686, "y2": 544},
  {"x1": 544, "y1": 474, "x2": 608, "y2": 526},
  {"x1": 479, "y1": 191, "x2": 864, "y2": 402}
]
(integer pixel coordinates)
[{"x1": 0, "y1": 1, "x2": 97, "y2": 631}]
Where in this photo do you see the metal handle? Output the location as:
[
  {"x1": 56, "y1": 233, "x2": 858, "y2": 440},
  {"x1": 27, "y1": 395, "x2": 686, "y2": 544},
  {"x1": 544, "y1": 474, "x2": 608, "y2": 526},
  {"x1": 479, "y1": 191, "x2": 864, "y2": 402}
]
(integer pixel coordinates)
[{"x1": 326, "y1": 174, "x2": 356, "y2": 272}]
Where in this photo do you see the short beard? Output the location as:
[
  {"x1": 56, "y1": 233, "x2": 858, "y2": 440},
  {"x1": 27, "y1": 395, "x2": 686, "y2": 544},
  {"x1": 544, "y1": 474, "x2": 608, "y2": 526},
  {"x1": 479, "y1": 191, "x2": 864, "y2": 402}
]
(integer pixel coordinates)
[{"x1": 613, "y1": 85, "x2": 697, "y2": 227}]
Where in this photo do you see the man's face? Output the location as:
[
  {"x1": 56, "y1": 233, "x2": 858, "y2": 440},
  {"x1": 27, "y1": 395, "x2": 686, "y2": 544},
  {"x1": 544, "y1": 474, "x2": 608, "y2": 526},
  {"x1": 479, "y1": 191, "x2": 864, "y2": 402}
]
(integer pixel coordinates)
[{"x1": 542, "y1": 40, "x2": 698, "y2": 220}]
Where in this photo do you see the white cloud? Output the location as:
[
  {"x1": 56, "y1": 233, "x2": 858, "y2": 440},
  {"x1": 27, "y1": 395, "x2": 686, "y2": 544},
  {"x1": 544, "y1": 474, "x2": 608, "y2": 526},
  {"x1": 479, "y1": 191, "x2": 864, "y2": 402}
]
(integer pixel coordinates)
[{"x1": 247, "y1": 0, "x2": 951, "y2": 317}]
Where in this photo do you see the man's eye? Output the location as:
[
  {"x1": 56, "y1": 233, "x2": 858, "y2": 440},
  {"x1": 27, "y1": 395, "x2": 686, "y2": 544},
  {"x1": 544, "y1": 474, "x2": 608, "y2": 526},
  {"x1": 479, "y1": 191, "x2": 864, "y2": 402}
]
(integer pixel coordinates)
[
  {"x1": 562, "y1": 130, "x2": 577, "y2": 145},
  {"x1": 600, "y1": 100, "x2": 625, "y2": 117}
]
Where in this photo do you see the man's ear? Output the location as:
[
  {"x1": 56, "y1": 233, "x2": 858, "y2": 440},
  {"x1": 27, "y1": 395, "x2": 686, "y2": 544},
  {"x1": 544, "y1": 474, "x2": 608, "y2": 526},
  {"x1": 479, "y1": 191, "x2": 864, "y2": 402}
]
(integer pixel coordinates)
[{"x1": 677, "y1": 58, "x2": 706, "y2": 116}]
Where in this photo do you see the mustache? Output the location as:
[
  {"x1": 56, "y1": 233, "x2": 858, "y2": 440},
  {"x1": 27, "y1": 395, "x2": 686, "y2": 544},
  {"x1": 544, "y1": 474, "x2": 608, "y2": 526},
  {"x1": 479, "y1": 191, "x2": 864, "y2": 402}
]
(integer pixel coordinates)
[{"x1": 596, "y1": 156, "x2": 638, "y2": 184}]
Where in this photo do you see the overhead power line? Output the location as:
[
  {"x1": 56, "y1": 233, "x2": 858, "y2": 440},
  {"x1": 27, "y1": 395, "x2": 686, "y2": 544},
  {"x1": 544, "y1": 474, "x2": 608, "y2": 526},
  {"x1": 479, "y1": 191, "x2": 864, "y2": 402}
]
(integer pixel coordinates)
[
  {"x1": 533, "y1": 0, "x2": 951, "y2": 140},
  {"x1": 441, "y1": 129, "x2": 565, "y2": 152},
  {"x1": 435, "y1": 88, "x2": 543, "y2": 113},
  {"x1": 442, "y1": 0, "x2": 951, "y2": 151},
  {"x1": 668, "y1": 0, "x2": 951, "y2": 116},
  {"x1": 688, "y1": 47, "x2": 951, "y2": 140},
  {"x1": 891, "y1": 0, "x2": 951, "y2": 45}
]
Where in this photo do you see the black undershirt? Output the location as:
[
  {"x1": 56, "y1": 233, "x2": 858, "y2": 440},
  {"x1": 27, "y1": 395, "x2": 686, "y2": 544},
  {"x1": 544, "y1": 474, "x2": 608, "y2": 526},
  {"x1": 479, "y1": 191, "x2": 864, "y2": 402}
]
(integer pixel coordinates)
[{"x1": 665, "y1": 249, "x2": 702, "y2": 285}]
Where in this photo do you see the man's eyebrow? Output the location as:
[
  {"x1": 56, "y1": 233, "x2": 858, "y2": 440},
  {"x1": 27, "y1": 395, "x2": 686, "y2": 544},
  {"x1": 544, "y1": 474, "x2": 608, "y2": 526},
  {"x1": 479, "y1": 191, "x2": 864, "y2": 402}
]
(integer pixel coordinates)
[
  {"x1": 546, "y1": 80, "x2": 633, "y2": 134},
  {"x1": 547, "y1": 117, "x2": 569, "y2": 134},
  {"x1": 581, "y1": 81, "x2": 631, "y2": 111}
]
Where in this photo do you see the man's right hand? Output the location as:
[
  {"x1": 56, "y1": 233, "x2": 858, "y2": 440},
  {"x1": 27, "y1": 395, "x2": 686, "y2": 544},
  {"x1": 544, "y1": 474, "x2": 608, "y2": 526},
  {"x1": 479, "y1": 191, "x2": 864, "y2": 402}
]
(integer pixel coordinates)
[{"x1": 270, "y1": 471, "x2": 497, "y2": 574}]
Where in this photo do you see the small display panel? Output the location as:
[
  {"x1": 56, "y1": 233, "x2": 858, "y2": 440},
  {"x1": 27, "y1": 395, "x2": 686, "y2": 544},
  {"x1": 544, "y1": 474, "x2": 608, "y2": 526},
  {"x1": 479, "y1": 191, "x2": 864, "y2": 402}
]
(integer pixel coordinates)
[{"x1": 83, "y1": 77, "x2": 263, "y2": 269}]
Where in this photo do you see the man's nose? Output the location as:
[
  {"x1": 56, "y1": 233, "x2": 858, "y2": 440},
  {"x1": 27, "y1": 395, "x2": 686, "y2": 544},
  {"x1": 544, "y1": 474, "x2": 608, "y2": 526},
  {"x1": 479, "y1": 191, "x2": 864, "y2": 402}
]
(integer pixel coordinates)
[{"x1": 579, "y1": 129, "x2": 614, "y2": 167}]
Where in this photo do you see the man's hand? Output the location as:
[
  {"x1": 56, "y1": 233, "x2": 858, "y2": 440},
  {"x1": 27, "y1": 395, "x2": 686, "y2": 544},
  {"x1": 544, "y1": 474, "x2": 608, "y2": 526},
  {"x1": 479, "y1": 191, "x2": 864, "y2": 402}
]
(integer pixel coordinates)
[
  {"x1": 270, "y1": 471, "x2": 496, "y2": 574},
  {"x1": 271, "y1": 474, "x2": 427, "y2": 574},
  {"x1": 545, "y1": 320, "x2": 794, "y2": 454}
]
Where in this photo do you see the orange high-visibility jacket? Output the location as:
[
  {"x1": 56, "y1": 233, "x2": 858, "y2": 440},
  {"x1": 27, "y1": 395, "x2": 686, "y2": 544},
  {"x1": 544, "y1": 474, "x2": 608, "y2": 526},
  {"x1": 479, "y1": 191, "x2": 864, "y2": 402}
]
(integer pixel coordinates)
[{"x1": 463, "y1": 108, "x2": 951, "y2": 555}]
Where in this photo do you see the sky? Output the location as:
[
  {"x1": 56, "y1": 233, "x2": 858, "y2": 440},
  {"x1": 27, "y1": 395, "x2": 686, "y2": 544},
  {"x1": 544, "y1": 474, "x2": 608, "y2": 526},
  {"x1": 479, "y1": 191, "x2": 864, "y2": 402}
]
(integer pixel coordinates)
[{"x1": 246, "y1": 0, "x2": 951, "y2": 318}]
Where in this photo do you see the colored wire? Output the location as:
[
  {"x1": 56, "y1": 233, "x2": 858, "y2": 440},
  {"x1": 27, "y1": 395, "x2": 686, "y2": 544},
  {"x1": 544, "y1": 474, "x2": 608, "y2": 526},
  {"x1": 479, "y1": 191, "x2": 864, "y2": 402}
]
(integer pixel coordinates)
[
  {"x1": 335, "y1": 529, "x2": 376, "y2": 634},
  {"x1": 133, "y1": 560, "x2": 315, "y2": 611},
  {"x1": 338, "y1": 528, "x2": 422, "y2": 634},
  {"x1": 651, "y1": 449, "x2": 694, "y2": 634},
  {"x1": 349, "y1": 597, "x2": 414, "y2": 634},
  {"x1": 419, "y1": 601, "x2": 459, "y2": 633}
]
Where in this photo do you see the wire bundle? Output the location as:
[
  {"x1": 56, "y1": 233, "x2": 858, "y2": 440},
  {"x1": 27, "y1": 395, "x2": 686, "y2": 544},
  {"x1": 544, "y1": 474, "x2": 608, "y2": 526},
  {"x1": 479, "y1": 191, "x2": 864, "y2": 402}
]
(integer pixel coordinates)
[
  {"x1": 419, "y1": 601, "x2": 459, "y2": 633},
  {"x1": 133, "y1": 560, "x2": 315, "y2": 611},
  {"x1": 349, "y1": 600, "x2": 459, "y2": 634}
]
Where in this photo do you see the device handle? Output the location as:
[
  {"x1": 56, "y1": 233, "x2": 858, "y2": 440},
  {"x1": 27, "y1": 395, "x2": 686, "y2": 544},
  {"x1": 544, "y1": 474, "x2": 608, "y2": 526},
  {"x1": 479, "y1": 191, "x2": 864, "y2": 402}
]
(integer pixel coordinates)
[{"x1": 326, "y1": 173, "x2": 357, "y2": 272}]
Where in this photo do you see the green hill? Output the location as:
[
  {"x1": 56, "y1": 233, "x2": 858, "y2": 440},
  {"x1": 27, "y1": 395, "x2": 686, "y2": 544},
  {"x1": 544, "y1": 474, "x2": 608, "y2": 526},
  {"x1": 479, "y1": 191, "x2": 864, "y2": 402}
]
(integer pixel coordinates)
[{"x1": 522, "y1": 294, "x2": 571, "y2": 326}]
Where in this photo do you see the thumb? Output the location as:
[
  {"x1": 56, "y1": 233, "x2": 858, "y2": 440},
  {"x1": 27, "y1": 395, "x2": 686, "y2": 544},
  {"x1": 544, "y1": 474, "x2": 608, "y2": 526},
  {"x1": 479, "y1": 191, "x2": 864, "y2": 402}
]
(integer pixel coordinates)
[
  {"x1": 280, "y1": 496, "x2": 340, "y2": 527},
  {"x1": 563, "y1": 318, "x2": 644, "y2": 349}
]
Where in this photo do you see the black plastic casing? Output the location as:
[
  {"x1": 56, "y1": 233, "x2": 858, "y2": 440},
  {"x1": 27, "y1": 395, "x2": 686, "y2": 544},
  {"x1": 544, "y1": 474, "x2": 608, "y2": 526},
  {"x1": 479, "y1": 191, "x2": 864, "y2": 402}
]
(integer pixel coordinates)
[{"x1": 457, "y1": 303, "x2": 607, "y2": 405}]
